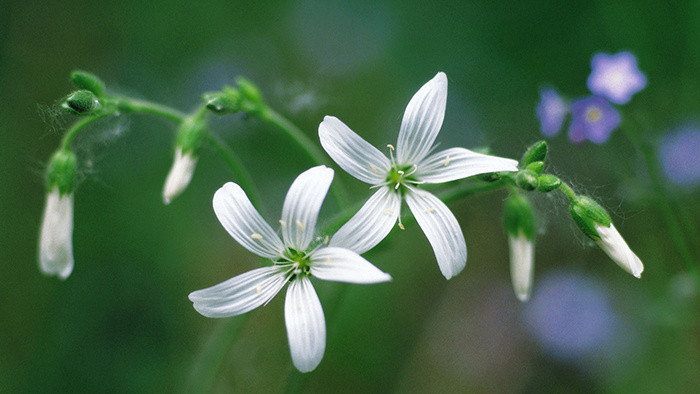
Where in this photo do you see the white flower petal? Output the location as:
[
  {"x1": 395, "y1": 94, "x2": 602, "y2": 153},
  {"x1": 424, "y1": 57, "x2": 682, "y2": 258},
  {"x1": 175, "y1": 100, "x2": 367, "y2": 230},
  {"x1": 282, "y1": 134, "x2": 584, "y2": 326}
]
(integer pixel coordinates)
[
  {"x1": 329, "y1": 187, "x2": 400, "y2": 254},
  {"x1": 162, "y1": 148, "x2": 198, "y2": 204},
  {"x1": 309, "y1": 247, "x2": 392, "y2": 284},
  {"x1": 189, "y1": 266, "x2": 290, "y2": 318},
  {"x1": 285, "y1": 276, "x2": 326, "y2": 373},
  {"x1": 405, "y1": 188, "x2": 467, "y2": 279},
  {"x1": 281, "y1": 166, "x2": 334, "y2": 251},
  {"x1": 319, "y1": 116, "x2": 390, "y2": 184},
  {"x1": 213, "y1": 182, "x2": 284, "y2": 258},
  {"x1": 417, "y1": 147, "x2": 519, "y2": 183},
  {"x1": 595, "y1": 223, "x2": 644, "y2": 278},
  {"x1": 38, "y1": 189, "x2": 74, "y2": 280},
  {"x1": 396, "y1": 72, "x2": 448, "y2": 164},
  {"x1": 509, "y1": 233, "x2": 534, "y2": 302}
]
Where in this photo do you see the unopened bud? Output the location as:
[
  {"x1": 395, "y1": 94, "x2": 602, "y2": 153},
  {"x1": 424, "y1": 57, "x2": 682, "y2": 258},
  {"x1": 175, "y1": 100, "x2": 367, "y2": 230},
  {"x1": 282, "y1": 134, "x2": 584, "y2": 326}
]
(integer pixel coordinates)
[
  {"x1": 235, "y1": 77, "x2": 263, "y2": 105},
  {"x1": 521, "y1": 140, "x2": 547, "y2": 166},
  {"x1": 537, "y1": 174, "x2": 561, "y2": 192},
  {"x1": 175, "y1": 115, "x2": 207, "y2": 154},
  {"x1": 526, "y1": 161, "x2": 544, "y2": 174},
  {"x1": 62, "y1": 90, "x2": 100, "y2": 115},
  {"x1": 569, "y1": 196, "x2": 611, "y2": 240},
  {"x1": 204, "y1": 86, "x2": 241, "y2": 115},
  {"x1": 515, "y1": 170, "x2": 539, "y2": 191},
  {"x1": 71, "y1": 70, "x2": 105, "y2": 96},
  {"x1": 503, "y1": 193, "x2": 536, "y2": 240},
  {"x1": 46, "y1": 149, "x2": 78, "y2": 195}
]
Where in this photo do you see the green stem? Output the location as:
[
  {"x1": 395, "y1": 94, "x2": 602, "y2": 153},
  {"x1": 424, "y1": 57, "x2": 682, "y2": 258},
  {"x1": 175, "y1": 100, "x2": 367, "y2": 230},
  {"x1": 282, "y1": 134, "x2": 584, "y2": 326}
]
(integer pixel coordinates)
[
  {"x1": 621, "y1": 119, "x2": 698, "y2": 274},
  {"x1": 257, "y1": 107, "x2": 349, "y2": 208},
  {"x1": 206, "y1": 132, "x2": 263, "y2": 210},
  {"x1": 557, "y1": 181, "x2": 577, "y2": 202},
  {"x1": 112, "y1": 96, "x2": 186, "y2": 123},
  {"x1": 60, "y1": 111, "x2": 115, "y2": 149}
]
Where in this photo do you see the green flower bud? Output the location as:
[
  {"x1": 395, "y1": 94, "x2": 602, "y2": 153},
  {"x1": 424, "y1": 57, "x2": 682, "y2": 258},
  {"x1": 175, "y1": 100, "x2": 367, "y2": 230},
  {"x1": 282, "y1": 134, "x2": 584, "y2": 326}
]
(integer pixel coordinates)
[
  {"x1": 71, "y1": 70, "x2": 105, "y2": 96},
  {"x1": 537, "y1": 174, "x2": 561, "y2": 192},
  {"x1": 515, "y1": 170, "x2": 539, "y2": 191},
  {"x1": 204, "y1": 87, "x2": 241, "y2": 115},
  {"x1": 175, "y1": 115, "x2": 208, "y2": 154},
  {"x1": 525, "y1": 161, "x2": 544, "y2": 174},
  {"x1": 46, "y1": 149, "x2": 77, "y2": 195},
  {"x1": 62, "y1": 90, "x2": 100, "y2": 115},
  {"x1": 521, "y1": 140, "x2": 547, "y2": 166},
  {"x1": 235, "y1": 77, "x2": 263, "y2": 105},
  {"x1": 569, "y1": 196, "x2": 612, "y2": 240},
  {"x1": 504, "y1": 193, "x2": 536, "y2": 240}
]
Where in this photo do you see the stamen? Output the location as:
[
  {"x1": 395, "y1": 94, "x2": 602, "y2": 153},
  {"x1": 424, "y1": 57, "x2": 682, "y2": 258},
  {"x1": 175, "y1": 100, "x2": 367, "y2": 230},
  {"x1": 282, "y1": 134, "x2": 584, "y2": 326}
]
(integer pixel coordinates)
[
  {"x1": 323, "y1": 235, "x2": 329, "y2": 244},
  {"x1": 279, "y1": 220, "x2": 287, "y2": 229},
  {"x1": 405, "y1": 164, "x2": 419, "y2": 176},
  {"x1": 370, "y1": 164, "x2": 378, "y2": 174},
  {"x1": 397, "y1": 170, "x2": 404, "y2": 175},
  {"x1": 444, "y1": 155, "x2": 450, "y2": 166},
  {"x1": 425, "y1": 207, "x2": 436, "y2": 213},
  {"x1": 250, "y1": 233, "x2": 263, "y2": 240},
  {"x1": 383, "y1": 209, "x2": 394, "y2": 215},
  {"x1": 387, "y1": 144, "x2": 395, "y2": 151},
  {"x1": 394, "y1": 183, "x2": 400, "y2": 190},
  {"x1": 325, "y1": 257, "x2": 331, "y2": 264},
  {"x1": 398, "y1": 217, "x2": 405, "y2": 230},
  {"x1": 296, "y1": 219, "x2": 305, "y2": 231},
  {"x1": 255, "y1": 284, "x2": 262, "y2": 294}
]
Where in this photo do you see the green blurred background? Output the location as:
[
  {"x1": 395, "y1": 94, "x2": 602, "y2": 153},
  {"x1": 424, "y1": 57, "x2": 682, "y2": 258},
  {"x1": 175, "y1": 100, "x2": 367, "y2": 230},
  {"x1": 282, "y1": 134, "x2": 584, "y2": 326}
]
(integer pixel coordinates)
[{"x1": 2, "y1": 1, "x2": 699, "y2": 392}]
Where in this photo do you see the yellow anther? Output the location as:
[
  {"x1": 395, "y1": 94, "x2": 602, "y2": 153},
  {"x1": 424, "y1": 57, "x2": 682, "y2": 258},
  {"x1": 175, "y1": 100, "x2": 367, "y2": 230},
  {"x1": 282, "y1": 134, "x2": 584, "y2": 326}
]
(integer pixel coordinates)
[
  {"x1": 325, "y1": 257, "x2": 331, "y2": 263},
  {"x1": 425, "y1": 207, "x2": 436, "y2": 213},
  {"x1": 250, "y1": 233, "x2": 263, "y2": 240},
  {"x1": 255, "y1": 284, "x2": 262, "y2": 294},
  {"x1": 279, "y1": 220, "x2": 287, "y2": 229},
  {"x1": 383, "y1": 209, "x2": 394, "y2": 215},
  {"x1": 323, "y1": 235, "x2": 329, "y2": 244},
  {"x1": 296, "y1": 219, "x2": 305, "y2": 231},
  {"x1": 387, "y1": 144, "x2": 395, "y2": 151},
  {"x1": 444, "y1": 155, "x2": 451, "y2": 166},
  {"x1": 370, "y1": 164, "x2": 378, "y2": 174},
  {"x1": 398, "y1": 222, "x2": 405, "y2": 230}
]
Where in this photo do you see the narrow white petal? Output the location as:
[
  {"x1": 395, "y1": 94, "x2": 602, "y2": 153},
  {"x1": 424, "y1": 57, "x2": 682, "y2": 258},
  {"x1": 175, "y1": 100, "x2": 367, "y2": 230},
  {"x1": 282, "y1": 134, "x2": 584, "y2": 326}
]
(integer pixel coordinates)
[
  {"x1": 417, "y1": 147, "x2": 519, "y2": 183},
  {"x1": 163, "y1": 148, "x2": 198, "y2": 204},
  {"x1": 309, "y1": 247, "x2": 392, "y2": 284},
  {"x1": 509, "y1": 233, "x2": 534, "y2": 302},
  {"x1": 189, "y1": 266, "x2": 290, "y2": 318},
  {"x1": 319, "y1": 116, "x2": 390, "y2": 184},
  {"x1": 281, "y1": 166, "x2": 334, "y2": 251},
  {"x1": 38, "y1": 189, "x2": 74, "y2": 280},
  {"x1": 329, "y1": 187, "x2": 400, "y2": 254},
  {"x1": 396, "y1": 72, "x2": 448, "y2": 164},
  {"x1": 285, "y1": 276, "x2": 326, "y2": 373},
  {"x1": 213, "y1": 182, "x2": 284, "y2": 258},
  {"x1": 595, "y1": 223, "x2": 644, "y2": 278},
  {"x1": 405, "y1": 188, "x2": 467, "y2": 279}
]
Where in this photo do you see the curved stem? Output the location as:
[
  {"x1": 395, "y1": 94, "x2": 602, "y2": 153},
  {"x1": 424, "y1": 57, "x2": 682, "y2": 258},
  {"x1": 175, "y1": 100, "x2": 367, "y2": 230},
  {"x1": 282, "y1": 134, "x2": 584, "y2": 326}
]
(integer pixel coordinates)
[
  {"x1": 60, "y1": 111, "x2": 115, "y2": 149},
  {"x1": 112, "y1": 96, "x2": 186, "y2": 123}
]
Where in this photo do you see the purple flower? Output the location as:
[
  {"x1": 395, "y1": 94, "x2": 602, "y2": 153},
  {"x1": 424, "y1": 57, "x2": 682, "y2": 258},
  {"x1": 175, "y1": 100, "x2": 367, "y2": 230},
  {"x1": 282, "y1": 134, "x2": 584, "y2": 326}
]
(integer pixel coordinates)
[
  {"x1": 568, "y1": 96, "x2": 621, "y2": 144},
  {"x1": 587, "y1": 52, "x2": 647, "y2": 105},
  {"x1": 536, "y1": 87, "x2": 568, "y2": 137},
  {"x1": 659, "y1": 125, "x2": 700, "y2": 187}
]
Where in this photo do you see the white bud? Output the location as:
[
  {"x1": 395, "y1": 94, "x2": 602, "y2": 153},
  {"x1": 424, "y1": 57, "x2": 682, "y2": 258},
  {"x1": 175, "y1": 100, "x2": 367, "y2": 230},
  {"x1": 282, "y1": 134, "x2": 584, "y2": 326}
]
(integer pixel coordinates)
[
  {"x1": 162, "y1": 148, "x2": 198, "y2": 204},
  {"x1": 594, "y1": 223, "x2": 644, "y2": 278},
  {"x1": 508, "y1": 232, "x2": 534, "y2": 302},
  {"x1": 38, "y1": 188, "x2": 74, "y2": 280}
]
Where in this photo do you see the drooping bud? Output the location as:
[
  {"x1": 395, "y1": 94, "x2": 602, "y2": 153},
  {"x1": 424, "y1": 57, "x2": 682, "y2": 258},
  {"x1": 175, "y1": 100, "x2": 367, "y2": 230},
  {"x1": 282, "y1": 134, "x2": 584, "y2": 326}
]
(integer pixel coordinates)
[
  {"x1": 46, "y1": 149, "x2": 78, "y2": 195},
  {"x1": 537, "y1": 174, "x2": 561, "y2": 192},
  {"x1": 521, "y1": 140, "x2": 547, "y2": 166},
  {"x1": 162, "y1": 115, "x2": 207, "y2": 204},
  {"x1": 203, "y1": 86, "x2": 241, "y2": 115},
  {"x1": 569, "y1": 195, "x2": 642, "y2": 278},
  {"x1": 71, "y1": 70, "x2": 105, "y2": 96},
  {"x1": 515, "y1": 170, "x2": 539, "y2": 191},
  {"x1": 62, "y1": 90, "x2": 100, "y2": 115},
  {"x1": 503, "y1": 194, "x2": 536, "y2": 301}
]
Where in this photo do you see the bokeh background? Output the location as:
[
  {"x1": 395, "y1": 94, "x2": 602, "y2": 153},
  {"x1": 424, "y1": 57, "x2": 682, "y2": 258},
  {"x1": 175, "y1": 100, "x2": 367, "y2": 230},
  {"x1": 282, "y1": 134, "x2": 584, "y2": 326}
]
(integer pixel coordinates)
[{"x1": 2, "y1": 1, "x2": 699, "y2": 392}]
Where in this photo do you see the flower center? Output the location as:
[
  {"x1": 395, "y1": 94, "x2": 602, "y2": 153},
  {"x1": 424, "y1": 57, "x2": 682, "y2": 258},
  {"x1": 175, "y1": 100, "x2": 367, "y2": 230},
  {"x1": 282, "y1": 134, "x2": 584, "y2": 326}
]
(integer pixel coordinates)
[
  {"x1": 586, "y1": 106, "x2": 602, "y2": 122},
  {"x1": 386, "y1": 165, "x2": 418, "y2": 192},
  {"x1": 275, "y1": 247, "x2": 311, "y2": 276}
]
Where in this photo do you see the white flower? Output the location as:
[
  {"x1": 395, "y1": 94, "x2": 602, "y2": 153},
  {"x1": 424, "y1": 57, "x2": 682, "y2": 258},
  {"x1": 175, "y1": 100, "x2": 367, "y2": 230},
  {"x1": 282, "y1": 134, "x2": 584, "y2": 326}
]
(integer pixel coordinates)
[
  {"x1": 189, "y1": 166, "x2": 391, "y2": 373},
  {"x1": 594, "y1": 223, "x2": 644, "y2": 278},
  {"x1": 38, "y1": 188, "x2": 74, "y2": 280},
  {"x1": 319, "y1": 72, "x2": 519, "y2": 279},
  {"x1": 508, "y1": 232, "x2": 534, "y2": 302},
  {"x1": 162, "y1": 148, "x2": 198, "y2": 204}
]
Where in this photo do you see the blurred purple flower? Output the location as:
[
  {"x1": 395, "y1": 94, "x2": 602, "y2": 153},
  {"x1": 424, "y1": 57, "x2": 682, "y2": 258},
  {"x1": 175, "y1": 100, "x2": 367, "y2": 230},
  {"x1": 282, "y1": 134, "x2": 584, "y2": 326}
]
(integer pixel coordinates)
[
  {"x1": 567, "y1": 96, "x2": 620, "y2": 144},
  {"x1": 523, "y1": 270, "x2": 618, "y2": 361},
  {"x1": 536, "y1": 87, "x2": 568, "y2": 137},
  {"x1": 587, "y1": 52, "x2": 647, "y2": 105},
  {"x1": 659, "y1": 125, "x2": 700, "y2": 187}
]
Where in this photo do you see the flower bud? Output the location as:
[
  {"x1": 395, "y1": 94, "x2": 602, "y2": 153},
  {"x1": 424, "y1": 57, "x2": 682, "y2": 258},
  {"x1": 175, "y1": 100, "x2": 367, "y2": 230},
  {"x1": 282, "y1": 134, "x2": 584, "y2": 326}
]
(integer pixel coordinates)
[
  {"x1": 521, "y1": 140, "x2": 547, "y2": 166},
  {"x1": 162, "y1": 115, "x2": 206, "y2": 204},
  {"x1": 62, "y1": 90, "x2": 100, "y2": 115},
  {"x1": 569, "y1": 196, "x2": 643, "y2": 278},
  {"x1": 504, "y1": 194, "x2": 536, "y2": 301},
  {"x1": 204, "y1": 86, "x2": 241, "y2": 115},
  {"x1": 525, "y1": 161, "x2": 544, "y2": 174},
  {"x1": 46, "y1": 149, "x2": 78, "y2": 195},
  {"x1": 537, "y1": 174, "x2": 561, "y2": 192},
  {"x1": 515, "y1": 170, "x2": 539, "y2": 191},
  {"x1": 235, "y1": 77, "x2": 263, "y2": 105},
  {"x1": 71, "y1": 70, "x2": 105, "y2": 96}
]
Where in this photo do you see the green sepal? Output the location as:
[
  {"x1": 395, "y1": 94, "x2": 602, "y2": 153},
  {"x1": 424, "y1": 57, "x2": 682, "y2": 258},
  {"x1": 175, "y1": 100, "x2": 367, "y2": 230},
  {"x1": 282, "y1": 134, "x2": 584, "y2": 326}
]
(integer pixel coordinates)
[
  {"x1": 569, "y1": 203, "x2": 601, "y2": 240},
  {"x1": 46, "y1": 149, "x2": 77, "y2": 195},
  {"x1": 235, "y1": 77, "x2": 264, "y2": 106},
  {"x1": 62, "y1": 90, "x2": 100, "y2": 115},
  {"x1": 203, "y1": 86, "x2": 241, "y2": 115},
  {"x1": 175, "y1": 115, "x2": 208, "y2": 154},
  {"x1": 521, "y1": 140, "x2": 547, "y2": 166},
  {"x1": 574, "y1": 196, "x2": 611, "y2": 227},
  {"x1": 515, "y1": 170, "x2": 539, "y2": 191},
  {"x1": 537, "y1": 174, "x2": 561, "y2": 192},
  {"x1": 526, "y1": 161, "x2": 544, "y2": 174},
  {"x1": 71, "y1": 70, "x2": 105, "y2": 96},
  {"x1": 504, "y1": 193, "x2": 536, "y2": 240}
]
